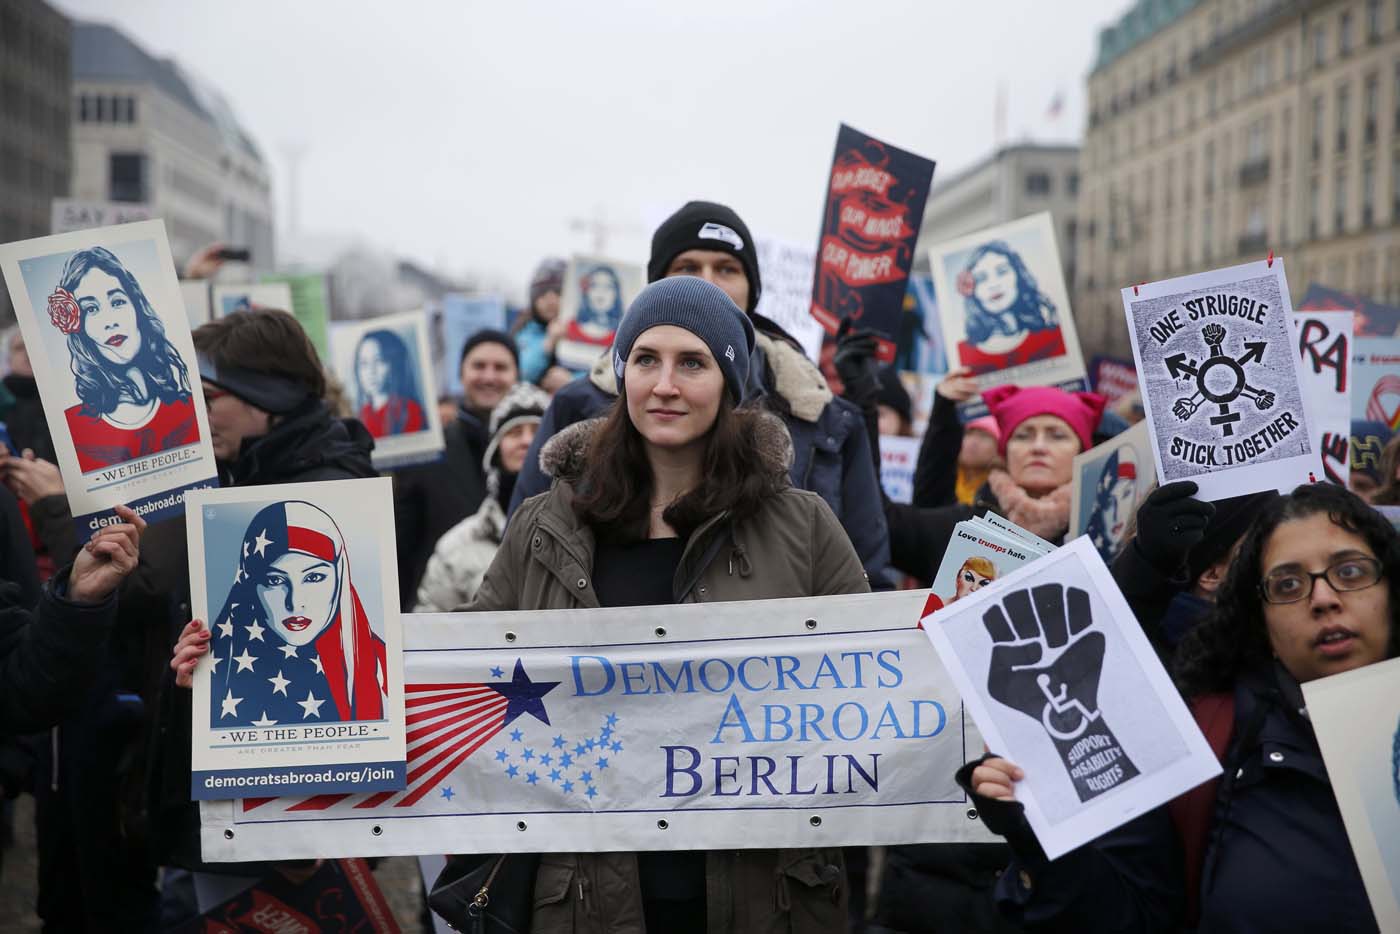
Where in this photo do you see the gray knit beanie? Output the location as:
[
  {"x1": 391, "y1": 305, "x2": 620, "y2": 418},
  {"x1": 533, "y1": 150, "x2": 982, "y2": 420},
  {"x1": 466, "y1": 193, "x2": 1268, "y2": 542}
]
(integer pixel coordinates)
[{"x1": 610, "y1": 277, "x2": 754, "y2": 404}]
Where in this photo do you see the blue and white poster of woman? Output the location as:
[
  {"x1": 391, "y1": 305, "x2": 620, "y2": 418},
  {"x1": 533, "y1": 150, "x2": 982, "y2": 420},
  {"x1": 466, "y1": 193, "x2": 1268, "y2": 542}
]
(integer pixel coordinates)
[
  {"x1": 928, "y1": 212, "x2": 1087, "y2": 397},
  {"x1": 436, "y1": 294, "x2": 507, "y2": 396},
  {"x1": 1067, "y1": 420, "x2": 1156, "y2": 565},
  {"x1": 0, "y1": 220, "x2": 218, "y2": 536},
  {"x1": 186, "y1": 477, "x2": 406, "y2": 799},
  {"x1": 554, "y1": 255, "x2": 644, "y2": 372},
  {"x1": 330, "y1": 310, "x2": 446, "y2": 470}
]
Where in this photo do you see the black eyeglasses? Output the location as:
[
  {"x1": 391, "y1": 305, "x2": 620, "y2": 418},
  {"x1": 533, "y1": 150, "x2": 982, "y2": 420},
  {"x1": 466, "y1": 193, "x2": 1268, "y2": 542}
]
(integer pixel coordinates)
[{"x1": 1259, "y1": 556, "x2": 1384, "y2": 604}]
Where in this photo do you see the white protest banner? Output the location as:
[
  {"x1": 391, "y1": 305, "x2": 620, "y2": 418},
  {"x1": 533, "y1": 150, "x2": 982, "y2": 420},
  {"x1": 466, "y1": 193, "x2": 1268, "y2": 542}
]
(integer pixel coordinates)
[
  {"x1": 1290, "y1": 311, "x2": 1353, "y2": 486},
  {"x1": 211, "y1": 282, "x2": 294, "y2": 318},
  {"x1": 879, "y1": 435, "x2": 920, "y2": 504},
  {"x1": 928, "y1": 212, "x2": 1087, "y2": 407},
  {"x1": 50, "y1": 198, "x2": 152, "y2": 235},
  {"x1": 0, "y1": 220, "x2": 219, "y2": 535},
  {"x1": 1302, "y1": 656, "x2": 1400, "y2": 931},
  {"x1": 555, "y1": 255, "x2": 645, "y2": 372},
  {"x1": 199, "y1": 590, "x2": 994, "y2": 861},
  {"x1": 181, "y1": 280, "x2": 212, "y2": 328},
  {"x1": 1122, "y1": 259, "x2": 1320, "y2": 501},
  {"x1": 755, "y1": 238, "x2": 823, "y2": 362},
  {"x1": 329, "y1": 310, "x2": 445, "y2": 469},
  {"x1": 923, "y1": 536, "x2": 1221, "y2": 860},
  {"x1": 187, "y1": 478, "x2": 406, "y2": 801},
  {"x1": 1068, "y1": 420, "x2": 1156, "y2": 565}
]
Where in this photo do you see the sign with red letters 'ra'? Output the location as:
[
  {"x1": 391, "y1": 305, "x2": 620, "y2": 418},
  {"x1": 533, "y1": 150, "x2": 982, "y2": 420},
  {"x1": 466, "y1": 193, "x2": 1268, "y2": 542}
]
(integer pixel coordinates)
[{"x1": 809, "y1": 124, "x2": 936, "y2": 362}]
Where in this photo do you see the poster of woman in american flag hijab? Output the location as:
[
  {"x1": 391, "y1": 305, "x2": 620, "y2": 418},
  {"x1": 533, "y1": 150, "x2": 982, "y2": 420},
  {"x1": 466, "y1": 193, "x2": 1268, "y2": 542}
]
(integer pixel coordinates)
[{"x1": 186, "y1": 478, "x2": 407, "y2": 800}]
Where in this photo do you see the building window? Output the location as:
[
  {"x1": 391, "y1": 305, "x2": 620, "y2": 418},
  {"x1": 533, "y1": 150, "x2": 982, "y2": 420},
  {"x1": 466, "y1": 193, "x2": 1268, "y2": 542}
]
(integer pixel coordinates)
[
  {"x1": 1340, "y1": 10, "x2": 1354, "y2": 55},
  {"x1": 1312, "y1": 95, "x2": 1324, "y2": 161},
  {"x1": 94, "y1": 95, "x2": 107, "y2": 122},
  {"x1": 108, "y1": 153, "x2": 146, "y2": 203},
  {"x1": 1313, "y1": 22, "x2": 1327, "y2": 67},
  {"x1": 1310, "y1": 177, "x2": 1322, "y2": 237},
  {"x1": 1284, "y1": 38, "x2": 1295, "y2": 79},
  {"x1": 77, "y1": 94, "x2": 89, "y2": 122},
  {"x1": 1335, "y1": 165, "x2": 1348, "y2": 233},
  {"x1": 1205, "y1": 141, "x2": 1216, "y2": 197},
  {"x1": 1363, "y1": 159, "x2": 1376, "y2": 226},
  {"x1": 1066, "y1": 171, "x2": 1080, "y2": 196},
  {"x1": 1025, "y1": 171, "x2": 1051, "y2": 196},
  {"x1": 1280, "y1": 184, "x2": 1291, "y2": 242},
  {"x1": 1203, "y1": 207, "x2": 1214, "y2": 262},
  {"x1": 1392, "y1": 150, "x2": 1400, "y2": 221},
  {"x1": 1366, "y1": 73, "x2": 1379, "y2": 144},
  {"x1": 1369, "y1": 0, "x2": 1383, "y2": 41},
  {"x1": 1337, "y1": 84, "x2": 1350, "y2": 153}
]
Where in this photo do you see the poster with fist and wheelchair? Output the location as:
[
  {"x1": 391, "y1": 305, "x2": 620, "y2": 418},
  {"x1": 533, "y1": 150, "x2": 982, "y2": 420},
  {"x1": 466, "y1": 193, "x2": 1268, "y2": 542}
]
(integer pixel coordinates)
[{"x1": 923, "y1": 537, "x2": 1221, "y2": 859}]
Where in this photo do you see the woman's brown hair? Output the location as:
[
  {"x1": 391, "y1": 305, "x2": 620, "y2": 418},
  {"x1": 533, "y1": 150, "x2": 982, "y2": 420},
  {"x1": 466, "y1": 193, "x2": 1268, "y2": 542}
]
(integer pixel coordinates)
[{"x1": 572, "y1": 394, "x2": 787, "y2": 540}]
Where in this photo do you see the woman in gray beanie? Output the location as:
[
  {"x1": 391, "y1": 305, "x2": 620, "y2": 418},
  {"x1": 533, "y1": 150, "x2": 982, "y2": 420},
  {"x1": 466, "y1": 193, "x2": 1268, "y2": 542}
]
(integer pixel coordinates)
[{"x1": 463, "y1": 276, "x2": 869, "y2": 934}]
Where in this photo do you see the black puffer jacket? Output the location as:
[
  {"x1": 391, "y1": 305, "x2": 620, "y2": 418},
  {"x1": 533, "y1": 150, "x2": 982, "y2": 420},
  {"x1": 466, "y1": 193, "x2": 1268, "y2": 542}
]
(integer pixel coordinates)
[{"x1": 390, "y1": 405, "x2": 489, "y2": 609}]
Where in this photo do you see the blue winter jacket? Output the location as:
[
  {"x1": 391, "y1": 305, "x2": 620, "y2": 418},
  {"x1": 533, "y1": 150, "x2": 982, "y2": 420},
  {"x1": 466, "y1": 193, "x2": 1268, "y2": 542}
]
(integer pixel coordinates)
[{"x1": 508, "y1": 331, "x2": 893, "y2": 588}]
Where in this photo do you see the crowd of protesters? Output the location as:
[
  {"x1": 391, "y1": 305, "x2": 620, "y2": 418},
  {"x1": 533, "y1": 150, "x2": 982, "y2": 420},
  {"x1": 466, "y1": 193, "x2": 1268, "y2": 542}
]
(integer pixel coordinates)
[{"x1": 0, "y1": 199, "x2": 1397, "y2": 932}]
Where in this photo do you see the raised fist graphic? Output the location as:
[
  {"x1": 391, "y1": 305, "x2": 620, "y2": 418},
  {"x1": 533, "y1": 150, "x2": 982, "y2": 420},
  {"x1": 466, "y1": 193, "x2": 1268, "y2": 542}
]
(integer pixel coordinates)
[
  {"x1": 1173, "y1": 396, "x2": 1200, "y2": 420},
  {"x1": 982, "y1": 584, "x2": 1140, "y2": 802},
  {"x1": 1201, "y1": 322, "x2": 1227, "y2": 347},
  {"x1": 1252, "y1": 389, "x2": 1275, "y2": 410}
]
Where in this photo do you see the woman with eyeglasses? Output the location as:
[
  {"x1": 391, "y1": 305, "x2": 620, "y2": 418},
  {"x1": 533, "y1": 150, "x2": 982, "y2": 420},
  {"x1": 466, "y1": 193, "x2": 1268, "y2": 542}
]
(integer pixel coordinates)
[{"x1": 959, "y1": 483, "x2": 1398, "y2": 933}]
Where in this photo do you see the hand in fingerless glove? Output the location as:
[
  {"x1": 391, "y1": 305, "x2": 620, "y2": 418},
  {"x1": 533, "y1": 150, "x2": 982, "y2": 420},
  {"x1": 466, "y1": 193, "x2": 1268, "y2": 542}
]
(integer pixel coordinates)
[
  {"x1": 1131, "y1": 480, "x2": 1216, "y2": 577},
  {"x1": 833, "y1": 320, "x2": 882, "y2": 411}
]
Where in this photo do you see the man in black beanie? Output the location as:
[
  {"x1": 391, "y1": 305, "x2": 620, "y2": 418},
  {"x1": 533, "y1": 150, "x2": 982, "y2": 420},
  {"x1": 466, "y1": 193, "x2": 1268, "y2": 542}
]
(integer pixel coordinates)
[
  {"x1": 1111, "y1": 480, "x2": 1280, "y2": 665},
  {"x1": 509, "y1": 201, "x2": 892, "y2": 587}
]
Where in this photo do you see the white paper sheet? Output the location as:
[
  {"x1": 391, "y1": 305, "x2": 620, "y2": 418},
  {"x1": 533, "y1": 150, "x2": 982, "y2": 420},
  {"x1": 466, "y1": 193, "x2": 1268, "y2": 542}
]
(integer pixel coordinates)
[
  {"x1": 1122, "y1": 259, "x2": 1321, "y2": 500},
  {"x1": 922, "y1": 536, "x2": 1221, "y2": 860}
]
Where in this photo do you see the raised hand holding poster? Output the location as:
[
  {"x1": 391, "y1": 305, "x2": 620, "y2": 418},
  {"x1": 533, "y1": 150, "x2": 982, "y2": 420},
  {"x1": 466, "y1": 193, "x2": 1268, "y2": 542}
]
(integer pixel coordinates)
[
  {"x1": 1122, "y1": 259, "x2": 1320, "y2": 501},
  {"x1": 330, "y1": 310, "x2": 445, "y2": 469},
  {"x1": 187, "y1": 478, "x2": 406, "y2": 800},
  {"x1": 928, "y1": 212, "x2": 1087, "y2": 400},
  {"x1": 809, "y1": 123, "x2": 935, "y2": 361},
  {"x1": 1290, "y1": 310, "x2": 1353, "y2": 485},
  {"x1": 0, "y1": 220, "x2": 218, "y2": 534},
  {"x1": 1302, "y1": 657, "x2": 1400, "y2": 931},
  {"x1": 923, "y1": 536, "x2": 1221, "y2": 860},
  {"x1": 1068, "y1": 420, "x2": 1156, "y2": 564},
  {"x1": 554, "y1": 255, "x2": 644, "y2": 372}
]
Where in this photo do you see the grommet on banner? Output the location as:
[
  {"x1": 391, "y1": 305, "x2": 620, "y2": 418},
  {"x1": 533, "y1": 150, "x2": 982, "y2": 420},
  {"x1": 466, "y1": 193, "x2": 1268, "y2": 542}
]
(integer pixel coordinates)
[
  {"x1": 804, "y1": 618, "x2": 818, "y2": 630},
  {"x1": 1266, "y1": 249, "x2": 1274, "y2": 267},
  {"x1": 372, "y1": 825, "x2": 382, "y2": 836},
  {"x1": 504, "y1": 631, "x2": 517, "y2": 643},
  {"x1": 657, "y1": 819, "x2": 669, "y2": 830},
  {"x1": 654, "y1": 627, "x2": 667, "y2": 638},
  {"x1": 809, "y1": 815, "x2": 823, "y2": 827},
  {"x1": 516, "y1": 821, "x2": 528, "y2": 832},
  {"x1": 223, "y1": 828, "x2": 234, "y2": 840},
  {"x1": 967, "y1": 808, "x2": 980, "y2": 820}
]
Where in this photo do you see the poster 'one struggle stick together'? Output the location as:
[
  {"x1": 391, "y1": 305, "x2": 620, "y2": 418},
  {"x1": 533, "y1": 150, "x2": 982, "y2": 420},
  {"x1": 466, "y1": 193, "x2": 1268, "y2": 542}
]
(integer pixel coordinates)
[{"x1": 1122, "y1": 259, "x2": 1320, "y2": 501}]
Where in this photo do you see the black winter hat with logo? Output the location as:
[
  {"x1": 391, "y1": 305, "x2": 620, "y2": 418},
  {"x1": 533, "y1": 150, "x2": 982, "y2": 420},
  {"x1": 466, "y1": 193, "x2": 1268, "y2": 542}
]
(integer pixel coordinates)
[{"x1": 647, "y1": 201, "x2": 762, "y2": 313}]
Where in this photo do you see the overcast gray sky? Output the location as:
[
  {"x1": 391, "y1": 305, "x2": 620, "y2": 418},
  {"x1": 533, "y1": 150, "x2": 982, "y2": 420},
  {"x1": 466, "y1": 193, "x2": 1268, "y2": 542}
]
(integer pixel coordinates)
[{"x1": 55, "y1": 0, "x2": 1130, "y2": 298}]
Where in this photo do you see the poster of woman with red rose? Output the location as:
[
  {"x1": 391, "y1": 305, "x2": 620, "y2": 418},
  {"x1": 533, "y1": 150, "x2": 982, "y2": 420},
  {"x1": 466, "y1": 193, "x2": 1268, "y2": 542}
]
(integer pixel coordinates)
[
  {"x1": 929, "y1": 212, "x2": 1088, "y2": 407},
  {"x1": 0, "y1": 220, "x2": 218, "y2": 536}
]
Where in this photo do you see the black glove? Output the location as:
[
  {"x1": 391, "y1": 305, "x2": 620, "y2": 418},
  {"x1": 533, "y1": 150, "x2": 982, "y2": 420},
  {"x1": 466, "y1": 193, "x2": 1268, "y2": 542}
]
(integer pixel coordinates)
[
  {"x1": 1131, "y1": 481, "x2": 1215, "y2": 577},
  {"x1": 833, "y1": 320, "x2": 882, "y2": 410}
]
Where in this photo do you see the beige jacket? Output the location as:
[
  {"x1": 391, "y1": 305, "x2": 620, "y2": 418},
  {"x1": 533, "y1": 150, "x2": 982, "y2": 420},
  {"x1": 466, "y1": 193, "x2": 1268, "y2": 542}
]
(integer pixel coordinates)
[{"x1": 469, "y1": 414, "x2": 869, "y2": 934}]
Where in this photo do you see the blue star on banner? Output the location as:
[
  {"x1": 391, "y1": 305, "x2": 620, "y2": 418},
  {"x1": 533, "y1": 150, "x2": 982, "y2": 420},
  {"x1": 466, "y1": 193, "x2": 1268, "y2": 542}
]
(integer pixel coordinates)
[
  {"x1": 488, "y1": 659, "x2": 560, "y2": 727},
  {"x1": 494, "y1": 706, "x2": 627, "y2": 806}
]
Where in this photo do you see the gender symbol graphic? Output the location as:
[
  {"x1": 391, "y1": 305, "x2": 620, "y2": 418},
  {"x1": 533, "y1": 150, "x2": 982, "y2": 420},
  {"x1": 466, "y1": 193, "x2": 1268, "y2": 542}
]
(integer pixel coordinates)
[
  {"x1": 984, "y1": 583, "x2": 1140, "y2": 802},
  {"x1": 1165, "y1": 323, "x2": 1274, "y2": 437}
]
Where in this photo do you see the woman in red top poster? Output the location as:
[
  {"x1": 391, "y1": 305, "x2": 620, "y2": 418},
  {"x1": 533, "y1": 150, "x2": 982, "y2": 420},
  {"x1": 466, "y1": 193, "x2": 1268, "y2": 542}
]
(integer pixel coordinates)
[
  {"x1": 954, "y1": 241, "x2": 1067, "y2": 375},
  {"x1": 352, "y1": 328, "x2": 425, "y2": 438},
  {"x1": 47, "y1": 247, "x2": 200, "y2": 473}
]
